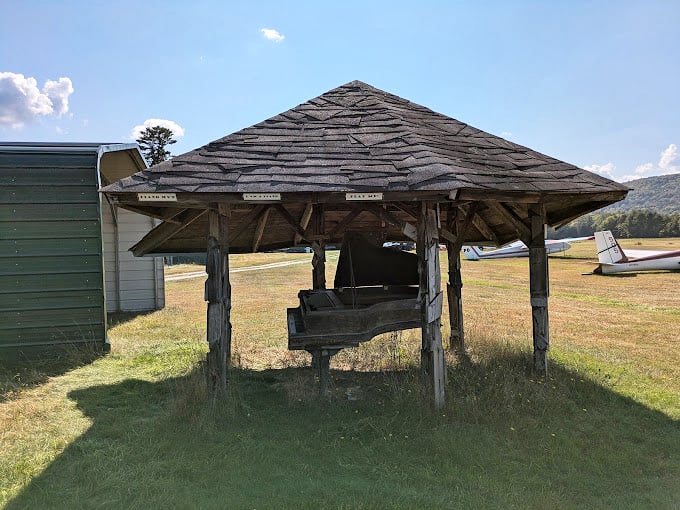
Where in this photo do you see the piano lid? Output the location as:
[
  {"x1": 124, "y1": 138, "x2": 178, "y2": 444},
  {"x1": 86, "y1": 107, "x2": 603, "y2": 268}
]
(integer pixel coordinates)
[{"x1": 334, "y1": 232, "x2": 419, "y2": 288}]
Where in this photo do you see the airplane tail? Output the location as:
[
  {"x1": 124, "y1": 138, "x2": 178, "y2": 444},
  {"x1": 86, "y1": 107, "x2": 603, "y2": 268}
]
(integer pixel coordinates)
[
  {"x1": 594, "y1": 231, "x2": 628, "y2": 264},
  {"x1": 461, "y1": 246, "x2": 482, "y2": 261}
]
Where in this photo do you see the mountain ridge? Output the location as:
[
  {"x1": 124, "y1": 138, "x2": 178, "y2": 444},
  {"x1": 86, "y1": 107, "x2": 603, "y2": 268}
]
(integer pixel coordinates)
[{"x1": 603, "y1": 173, "x2": 680, "y2": 214}]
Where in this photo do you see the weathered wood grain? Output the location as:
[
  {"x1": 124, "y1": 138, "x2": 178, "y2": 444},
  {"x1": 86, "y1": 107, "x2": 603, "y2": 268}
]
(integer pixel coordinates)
[
  {"x1": 205, "y1": 208, "x2": 231, "y2": 396},
  {"x1": 418, "y1": 202, "x2": 446, "y2": 409},
  {"x1": 528, "y1": 204, "x2": 549, "y2": 373}
]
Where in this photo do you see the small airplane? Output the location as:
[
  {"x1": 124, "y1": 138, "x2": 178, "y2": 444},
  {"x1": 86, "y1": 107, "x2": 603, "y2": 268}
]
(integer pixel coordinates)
[
  {"x1": 593, "y1": 230, "x2": 680, "y2": 274},
  {"x1": 462, "y1": 236, "x2": 593, "y2": 260}
]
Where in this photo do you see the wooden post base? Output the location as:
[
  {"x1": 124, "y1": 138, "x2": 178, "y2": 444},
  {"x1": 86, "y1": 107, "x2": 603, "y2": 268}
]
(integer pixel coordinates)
[{"x1": 310, "y1": 348, "x2": 339, "y2": 398}]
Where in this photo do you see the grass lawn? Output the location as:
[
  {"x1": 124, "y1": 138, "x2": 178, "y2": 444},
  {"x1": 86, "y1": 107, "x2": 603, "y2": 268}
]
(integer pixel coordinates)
[{"x1": 1, "y1": 239, "x2": 679, "y2": 509}]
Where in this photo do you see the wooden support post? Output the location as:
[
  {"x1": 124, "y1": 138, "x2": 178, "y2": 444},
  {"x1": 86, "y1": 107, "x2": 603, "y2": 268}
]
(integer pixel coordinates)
[
  {"x1": 528, "y1": 205, "x2": 549, "y2": 373},
  {"x1": 418, "y1": 202, "x2": 446, "y2": 409},
  {"x1": 205, "y1": 205, "x2": 231, "y2": 396},
  {"x1": 318, "y1": 349, "x2": 332, "y2": 398},
  {"x1": 445, "y1": 204, "x2": 475, "y2": 354},
  {"x1": 311, "y1": 205, "x2": 326, "y2": 291},
  {"x1": 447, "y1": 247, "x2": 464, "y2": 353},
  {"x1": 311, "y1": 241, "x2": 326, "y2": 290},
  {"x1": 310, "y1": 205, "x2": 326, "y2": 370},
  {"x1": 309, "y1": 241, "x2": 325, "y2": 370}
]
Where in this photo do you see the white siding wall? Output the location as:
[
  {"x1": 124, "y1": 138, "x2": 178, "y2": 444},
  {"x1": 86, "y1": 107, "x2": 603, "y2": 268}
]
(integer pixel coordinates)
[{"x1": 101, "y1": 202, "x2": 165, "y2": 312}]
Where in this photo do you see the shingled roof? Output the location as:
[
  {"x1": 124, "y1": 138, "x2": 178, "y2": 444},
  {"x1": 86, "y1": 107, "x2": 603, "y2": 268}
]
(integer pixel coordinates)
[
  {"x1": 103, "y1": 80, "x2": 628, "y2": 254},
  {"x1": 105, "y1": 80, "x2": 627, "y2": 196}
]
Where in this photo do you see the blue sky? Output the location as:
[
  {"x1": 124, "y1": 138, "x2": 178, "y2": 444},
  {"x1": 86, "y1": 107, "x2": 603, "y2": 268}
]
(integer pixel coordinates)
[{"x1": 1, "y1": 0, "x2": 678, "y2": 182}]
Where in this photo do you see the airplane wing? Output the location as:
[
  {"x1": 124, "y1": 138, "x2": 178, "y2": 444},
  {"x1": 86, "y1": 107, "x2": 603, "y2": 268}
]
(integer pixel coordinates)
[
  {"x1": 624, "y1": 249, "x2": 674, "y2": 259},
  {"x1": 554, "y1": 236, "x2": 595, "y2": 243}
]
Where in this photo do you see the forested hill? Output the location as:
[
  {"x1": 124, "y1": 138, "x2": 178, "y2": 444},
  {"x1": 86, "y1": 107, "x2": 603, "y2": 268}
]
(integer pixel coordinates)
[
  {"x1": 605, "y1": 174, "x2": 680, "y2": 214},
  {"x1": 551, "y1": 173, "x2": 680, "y2": 238}
]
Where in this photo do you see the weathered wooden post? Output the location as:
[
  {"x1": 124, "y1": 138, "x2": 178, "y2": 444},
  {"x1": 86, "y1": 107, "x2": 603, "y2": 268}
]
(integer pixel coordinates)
[
  {"x1": 446, "y1": 246, "x2": 464, "y2": 353},
  {"x1": 311, "y1": 241, "x2": 326, "y2": 290},
  {"x1": 446, "y1": 206, "x2": 463, "y2": 354},
  {"x1": 445, "y1": 204, "x2": 476, "y2": 355},
  {"x1": 528, "y1": 204, "x2": 549, "y2": 373},
  {"x1": 205, "y1": 204, "x2": 231, "y2": 396},
  {"x1": 418, "y1": 201, "x2": 446, "y2": 409},
  {"x1": 309, "y1": 241, "x2": 326, "y2": 374},
  {"x1": 309, "y1": 204, "x2": 327, "y2": 377}
]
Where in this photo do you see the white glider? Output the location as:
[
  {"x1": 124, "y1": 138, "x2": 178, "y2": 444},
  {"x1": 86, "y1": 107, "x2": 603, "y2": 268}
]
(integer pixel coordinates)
[
  {"x1": 461, "y1": 236, "x2": 593, "y2": 260},
  {"x1": 593, "y1": 231, "x2": 680, "y2": 274}
]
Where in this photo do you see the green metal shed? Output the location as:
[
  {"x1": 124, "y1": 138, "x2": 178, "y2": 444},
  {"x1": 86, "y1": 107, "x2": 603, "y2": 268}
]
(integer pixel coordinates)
[{"x1": 0, "y1": 142, "x2": 164, "y2": 351}]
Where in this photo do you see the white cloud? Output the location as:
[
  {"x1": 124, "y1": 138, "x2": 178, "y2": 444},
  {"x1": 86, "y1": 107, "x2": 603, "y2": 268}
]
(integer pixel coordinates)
[
  {"x1": 260, "y1": 28, "x2": 285, "y2": 42},
  {"x1": 584, "y1": 162, "x2": 616, "y2": 179},
  {"x1": 627, "y1": 143, "x2": 680, "y2": 181},
  {"x1": 621, "y1": 174, "x2": 643, "y2": 182},
  {"x1": 633, "y1": 162, "x2": 654, "y2": 175},
  {"x1": 659, "y1": 143, "x2": 679, "y2": 174},
  {"x1": 43, "y1": 77, "x2": 74, "y2": 115},
  {"x1": 0, "y1": 72, "x2": 74, "y2": 128},
  {"x1": 619, "y1": 162, "x2": 655, "y2": 182},
  {"x1": 130, "y1": 118, "x2": 185, "y2": 140}
]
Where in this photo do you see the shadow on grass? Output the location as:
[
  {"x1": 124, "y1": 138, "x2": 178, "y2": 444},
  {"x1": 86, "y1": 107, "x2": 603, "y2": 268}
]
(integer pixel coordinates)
[
  {"x1": 5, "y1": 353, "x2": 680, "y2": 509},
  {"x1": 0, "y1": 344, "x2": 105, "y2": 402},
  {"x1": 108, "y1": 310, "x2": 156, "y2": 328}
]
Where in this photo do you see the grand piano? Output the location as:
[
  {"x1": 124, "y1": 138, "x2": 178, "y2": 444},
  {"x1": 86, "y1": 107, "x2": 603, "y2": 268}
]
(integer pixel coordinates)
[{"x1": 287, "y1": 233, "x2": 422, "y2": 354}]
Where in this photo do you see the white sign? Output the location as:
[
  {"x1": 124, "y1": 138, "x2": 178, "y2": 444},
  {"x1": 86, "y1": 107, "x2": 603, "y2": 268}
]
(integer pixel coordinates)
[
  {"x1": 243, "y1": 193, "x2": 281, "y2": 201},
  {"x1": 137, "y1": 193, "x2": 177, "y2": 202},
  {"x1": 346, "y1": 192, "x2": 383, "y2": 201}
]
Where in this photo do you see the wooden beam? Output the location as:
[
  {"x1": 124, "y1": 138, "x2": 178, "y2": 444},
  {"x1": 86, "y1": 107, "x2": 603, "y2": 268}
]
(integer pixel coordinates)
[
  {"x1": 470, "y1": 211, "x2": 499, "y2": 245},
  {"x1": 205, "y1": 207, "x2": 231, "y2": 397},
  {"x1": 439, "y1": 227, "x2": 456, "y2": 244},
  {"x1": 448, "y1": 202, "x2": 478, "y2": 254},
  {"x1": 228, "y1": 205, "x2": 266, "y2": 244},
  {"x1": 488, "y1": 202, "x2": 531, "y2": 244},
  {"x1": 312, "y1": 203, "x2": 325, "y2": 235},
  {"x1": 110, "y1": 190, "x2": 452, "y2": 208},
  {"x1": 130, "y1": 209, "x2": 206, "y2": 257},
  {"x1": 528, "y1": 204, "x2": 549, "y2": 373},
  {"x1": 328, "y1": 207, "x2": 363, "y2": 240},
  {"x1": 273, "y1": 204, "x2": 309, "y2": 241},
  {"x1": 360, "y1": 202, "x2": 417, "y2": 241},
  {"x1": 295, "y1": 203, "x2": 314, "y2": 244},
  {"x1": 251, "y1": 207, "x2": 271, "y2": 252},
  {"x1": 418, "y1": 201, "x2": 446, "y2": 409},
  {"x1": 392, "y1": 202, "x2": 420, "y2": 221}
]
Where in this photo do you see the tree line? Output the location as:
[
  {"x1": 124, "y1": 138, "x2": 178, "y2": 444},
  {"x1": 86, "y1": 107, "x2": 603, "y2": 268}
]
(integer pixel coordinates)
[{"x1": 551, "y1": 209, "x2": 680, "y2": 239}]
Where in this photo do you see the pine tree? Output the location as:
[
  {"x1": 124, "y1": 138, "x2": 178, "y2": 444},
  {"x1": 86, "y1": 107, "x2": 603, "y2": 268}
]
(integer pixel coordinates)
[{"x1": 136, "y1": 125, "x2": 177, "y2": 166}]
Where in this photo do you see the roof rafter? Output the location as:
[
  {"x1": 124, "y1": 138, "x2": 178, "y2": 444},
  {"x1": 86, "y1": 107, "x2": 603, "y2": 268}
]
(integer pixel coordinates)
[{"x1": 130, "y1": 209, "x2": 206, "y2": 257}]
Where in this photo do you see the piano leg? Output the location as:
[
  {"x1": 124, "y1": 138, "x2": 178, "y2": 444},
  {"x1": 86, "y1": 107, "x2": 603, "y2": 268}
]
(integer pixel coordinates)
[
  {"x1": 319, "y1": 350, "x2": 331, "y2": 397},
  {"x1": 309, "y1": 350, "x2": 320, "y2": 370},
  {"x1": 309, "y1": 348, "x2": 341, "y2": 398}
]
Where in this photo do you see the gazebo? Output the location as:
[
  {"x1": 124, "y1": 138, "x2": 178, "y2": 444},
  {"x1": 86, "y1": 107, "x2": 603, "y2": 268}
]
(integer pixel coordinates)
[{"x1": 103, "y1": 81, "x2": 628, "y2": 408}]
